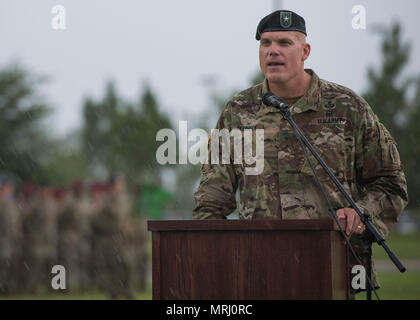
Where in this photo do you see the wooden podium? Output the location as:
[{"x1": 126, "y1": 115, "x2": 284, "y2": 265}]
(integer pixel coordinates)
[{"x1": 148, "y1": 219, "x2": 349, "y2": 300}]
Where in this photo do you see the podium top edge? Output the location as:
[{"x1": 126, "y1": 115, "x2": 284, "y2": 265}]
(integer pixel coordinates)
[{"x1": 147, "y1": 219, "x2": 339, "y2": 231}]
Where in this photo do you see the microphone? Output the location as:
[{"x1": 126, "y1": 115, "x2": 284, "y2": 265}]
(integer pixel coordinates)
[{"x1": 262, "y1": 92, "x2": 288, "y2": 109}]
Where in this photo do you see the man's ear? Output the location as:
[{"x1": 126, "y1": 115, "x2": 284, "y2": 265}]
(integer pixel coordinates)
[{"x1": 303, "y1": 43, "x2": 311, "y2": 61}]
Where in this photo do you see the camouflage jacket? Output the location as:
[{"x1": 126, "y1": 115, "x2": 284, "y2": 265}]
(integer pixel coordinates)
[{"x1": 193, "y1": 69, "x2": 408, "y2": 237}]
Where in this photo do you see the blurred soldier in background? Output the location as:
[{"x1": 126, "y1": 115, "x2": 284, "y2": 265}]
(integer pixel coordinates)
[
  {"x1": 17, "y1": 181, "x2": 38, "y2": 293},
  {"x1": 90, "y1": 175, "x2": 137, "y2": 299},
  {"x1": 0, "y1": 175, "x2": 151, "y2": 298},
  {"x1": 71, "y1": 181, "x2": 94, "y2": 292},
  {"x1": 89, "y1": 182, "x2": 109, "y2": 291},
  {"x1": 22, "y1": 186, "x2": 58, "y2": 293},
  {"x1": 56, "y1": 186, "x2": 83, "y2": 291},
  {"x1": 0, "y1": 176, "x2": 21, "y2": 294},
  {"x1": 132, "y1": 184, "x2": 148, "y2": 291}
]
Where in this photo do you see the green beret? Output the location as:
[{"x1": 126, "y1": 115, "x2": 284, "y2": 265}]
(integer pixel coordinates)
[{"x1": 256, "y1": 10, "x2": 307, "y2": 40}]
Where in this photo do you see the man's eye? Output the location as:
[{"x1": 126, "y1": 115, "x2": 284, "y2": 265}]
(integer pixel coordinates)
[{"x1": 261, "y1": 41, "x2": 270, "y2": 46}]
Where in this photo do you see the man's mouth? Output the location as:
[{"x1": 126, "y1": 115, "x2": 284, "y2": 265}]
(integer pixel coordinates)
[{"x1": 267, "y1": 62, "x2": 285, "y2": 68}]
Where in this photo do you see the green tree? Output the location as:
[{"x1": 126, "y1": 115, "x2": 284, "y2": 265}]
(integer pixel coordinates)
[
  {"x1": 363, "y1": 22, "x2": 420, "y2": 212},
  {"x1": 81, "y1": 81, "x2": 173, "y2": 184},
  {"x1": 41, "y1": 132, "x2": 91, "y2": 186},
  {"x1": 0, "y1": 64, "x2": 52, "y2": 183}
]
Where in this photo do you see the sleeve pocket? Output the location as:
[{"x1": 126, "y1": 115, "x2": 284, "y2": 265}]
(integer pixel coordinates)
[{"x1": 378, "y1": 123, "x2": 401, "y2": 169}]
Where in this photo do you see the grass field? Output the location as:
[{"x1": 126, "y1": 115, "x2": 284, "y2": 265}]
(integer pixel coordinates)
[
  {"x1": 2, "y1": 274, "x2": 418, "y2": 300},
  {"x1": 356, "y1": 232, "x2": 420, "y2": 300},
  {"x1": 373, "y1": 232, "x2": 420, "y2": 260},
  {"x1": 5, "y1": 273, "x2": 419, "y2": 300},
  {"x1": 357, "y1": 271, "x2": 420, "y2": 300},
  {"x1": 1, "y1": 283, "x2": 153, "y2": 300}
]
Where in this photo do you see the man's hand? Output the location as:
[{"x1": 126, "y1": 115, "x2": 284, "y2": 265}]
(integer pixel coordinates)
[{"x1": 336, "y1": 207, "x2": 365, "y2": 238}]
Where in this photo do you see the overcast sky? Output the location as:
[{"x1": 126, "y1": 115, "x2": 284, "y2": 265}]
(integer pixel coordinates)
[{"x1": 1, "y1": 0, "x2": 419, "y2": 136}]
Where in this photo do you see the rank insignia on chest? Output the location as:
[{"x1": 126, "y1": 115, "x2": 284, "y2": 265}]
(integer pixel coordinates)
[
  {"x1": 324, "y1": 101, "x2": 335, "y2": 109},
  {"x1": 323, "y1": 101, "x2": 336, "y2": 117}
]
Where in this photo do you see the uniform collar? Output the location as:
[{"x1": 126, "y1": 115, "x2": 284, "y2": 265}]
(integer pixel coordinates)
[{"x1": 260, "y1": 69, "x2": 322, "y2": 115}]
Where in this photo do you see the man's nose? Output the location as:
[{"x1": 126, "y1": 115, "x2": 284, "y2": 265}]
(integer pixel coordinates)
[{"x1": 268, "y1": 44, "x2": 280, "y2": 56}]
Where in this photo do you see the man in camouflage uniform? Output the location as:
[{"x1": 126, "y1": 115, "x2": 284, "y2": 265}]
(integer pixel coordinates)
[
  {"x1": 71, "y1": 181, "x2": 94, "y2": 292},
  {"x1": 193, "y1": 10, "x2": 408, "y2": 294},
  {"x1": 0, "y1": 178, "x2": 21, "y2": 295},
  {"x1": 56, "y1": 184, "x2": 90, "y2": 292},
  {"x1": 22, "y1": 186, "x2": 58, "y2": 293},
  {"x1": 90, "y1": 177, "x2": 137, "y2": 299}
]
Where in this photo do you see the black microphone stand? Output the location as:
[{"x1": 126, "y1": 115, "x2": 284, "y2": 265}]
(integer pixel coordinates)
[{"x1": 263, "y1": 93, "x2": 406, "y2": 300}]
